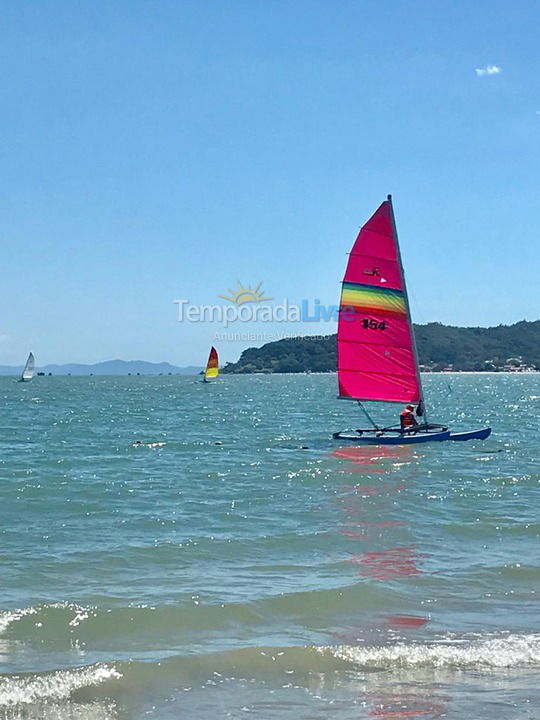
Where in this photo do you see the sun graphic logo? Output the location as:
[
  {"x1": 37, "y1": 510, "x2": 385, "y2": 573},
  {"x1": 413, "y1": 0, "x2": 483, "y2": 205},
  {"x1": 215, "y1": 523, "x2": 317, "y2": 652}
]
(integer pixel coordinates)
[{"x1": 219, "y1": 281, "x2": 273, "y2": 306}]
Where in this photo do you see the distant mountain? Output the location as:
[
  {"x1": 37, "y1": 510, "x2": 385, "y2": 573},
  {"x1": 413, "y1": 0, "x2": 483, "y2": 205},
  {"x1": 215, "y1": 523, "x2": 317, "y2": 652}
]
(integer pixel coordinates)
[
  {"x1": 0, "y1": 360, "x2": 202, "y2": 376},
  {"x1": 222, "y1": 320, "x2": 540, "y2": 373}
]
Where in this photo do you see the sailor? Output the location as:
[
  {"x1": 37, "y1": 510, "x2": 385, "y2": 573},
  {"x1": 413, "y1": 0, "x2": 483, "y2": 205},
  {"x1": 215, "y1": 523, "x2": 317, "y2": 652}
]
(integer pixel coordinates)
[{"x1": 400, "y1": 404, "x2": 418, "y2": 433}]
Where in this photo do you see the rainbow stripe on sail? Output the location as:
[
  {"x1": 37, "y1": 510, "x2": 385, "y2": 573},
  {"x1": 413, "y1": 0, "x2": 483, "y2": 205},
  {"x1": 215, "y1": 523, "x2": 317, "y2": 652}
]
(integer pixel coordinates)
[{"x1": 340, "y1": 282, "x2": 407, "y2": 316}]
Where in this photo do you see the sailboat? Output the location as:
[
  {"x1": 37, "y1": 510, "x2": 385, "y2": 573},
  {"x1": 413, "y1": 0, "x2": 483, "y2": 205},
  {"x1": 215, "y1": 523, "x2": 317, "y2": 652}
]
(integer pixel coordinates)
[
  {"x1": 202, "y1": 346, "x2": 219, "y2": 383},
  {"x1": 333, "y1": 197, "x2": 491, "y2": 445},
  {"x1": 19, "y1": 352, "x2": 35, "y2": 383}
]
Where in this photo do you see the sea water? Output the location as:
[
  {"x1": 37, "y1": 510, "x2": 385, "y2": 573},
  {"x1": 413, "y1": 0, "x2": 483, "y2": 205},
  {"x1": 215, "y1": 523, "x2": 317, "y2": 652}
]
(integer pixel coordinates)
[{"x1": 0, "y1": 373, "x2": 539, "y2": 719}]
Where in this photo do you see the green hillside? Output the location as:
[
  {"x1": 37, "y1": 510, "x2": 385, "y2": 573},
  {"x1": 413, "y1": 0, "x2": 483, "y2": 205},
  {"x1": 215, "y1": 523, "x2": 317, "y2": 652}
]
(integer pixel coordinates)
[{"x1": 222, "y1": 321, "x2": 540, "y2": 374}]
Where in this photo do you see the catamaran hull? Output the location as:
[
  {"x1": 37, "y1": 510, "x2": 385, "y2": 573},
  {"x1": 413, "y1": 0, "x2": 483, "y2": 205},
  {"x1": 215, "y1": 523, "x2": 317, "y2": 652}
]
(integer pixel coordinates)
[
  {"x1": 333, "y1": 426, "x2": 492, "y2": 444},
  {"x1": 448, "y1": 427, "x2": 491, "y2": 441},
  {"x1": 332, "y1": 430, "x2": 451, "y2": 445}
]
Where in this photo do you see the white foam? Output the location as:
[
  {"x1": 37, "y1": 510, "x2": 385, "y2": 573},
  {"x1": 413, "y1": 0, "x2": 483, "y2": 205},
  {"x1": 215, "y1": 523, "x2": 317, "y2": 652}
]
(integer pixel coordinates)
[
  {"x1": 0, "y1": 664, "x2": 121, "y2": 707},
  {"x1": 330, "y1": 634, "x2": 540, "y2": 669},
  {"x1": 0, "y1": 603, "x2": 96, "y2": 634},
  {"x1": 0, "y1": 608, "x2": 38, "y2": 634},
  {"x1": 0, "y1": 700, "x2": 118, "y2": 719}
]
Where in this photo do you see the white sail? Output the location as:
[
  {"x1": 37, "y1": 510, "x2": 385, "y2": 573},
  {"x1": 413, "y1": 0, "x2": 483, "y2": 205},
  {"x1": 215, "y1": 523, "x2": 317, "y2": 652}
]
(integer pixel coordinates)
[{"x1": 21, "y1": 352, "x2": 35, "y2": 382}]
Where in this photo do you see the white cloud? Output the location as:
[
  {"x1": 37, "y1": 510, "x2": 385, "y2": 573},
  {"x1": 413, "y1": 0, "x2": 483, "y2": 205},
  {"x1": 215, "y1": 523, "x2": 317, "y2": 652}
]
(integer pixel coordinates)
[{"x1": 475, "y1": 65, "x2": 502, "y2": 77}]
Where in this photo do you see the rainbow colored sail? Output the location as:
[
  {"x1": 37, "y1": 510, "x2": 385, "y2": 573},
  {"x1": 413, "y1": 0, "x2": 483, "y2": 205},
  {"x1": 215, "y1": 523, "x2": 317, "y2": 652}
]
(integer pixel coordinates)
[
  {"x1": 337, "y1": 197, "x2": 423, "y2": 404},
  {"x1": 204, "y1": 346, "x2": 219, "y2": 381}
]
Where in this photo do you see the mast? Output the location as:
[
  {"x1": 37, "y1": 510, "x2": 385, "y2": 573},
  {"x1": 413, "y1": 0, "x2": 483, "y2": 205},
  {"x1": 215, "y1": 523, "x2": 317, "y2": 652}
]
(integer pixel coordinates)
[{"x1": 386, "y1": 195, "x2": 427, "y2": 418}]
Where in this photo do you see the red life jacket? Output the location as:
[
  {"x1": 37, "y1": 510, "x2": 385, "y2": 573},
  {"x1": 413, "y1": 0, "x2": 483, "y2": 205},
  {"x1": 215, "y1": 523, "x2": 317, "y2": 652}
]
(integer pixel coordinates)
[{"x1": 400, "y1": 410, "x2": 416, "y2": 428}]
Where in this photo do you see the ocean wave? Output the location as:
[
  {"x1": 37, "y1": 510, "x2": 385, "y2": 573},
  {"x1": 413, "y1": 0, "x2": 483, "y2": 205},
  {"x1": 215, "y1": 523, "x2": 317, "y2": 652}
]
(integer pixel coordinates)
[
  {"x1": 0, "y1": 603, "x2": 99, "y2": 640},
  {"x1": 0, "y1": 586, "x2": 401, "y2": 648},
  {"x1": 80, "y1": 635, "x2": 540, "y2": 684},
  {"x1": 0, "y1": 608, "x2": 38, "y2": 634},
  {"x1": 0, "y1": 663, "x2": 121, "y2": 707},
  {"x1": 0, "y1": 634, "x2": 538, "y2": 717},
  {"x1": 0, "y1": 701, "x2": 118, "y2": 720},
  {"x1": 331, "y1": 633, "x2": 540, "y2": 669}
]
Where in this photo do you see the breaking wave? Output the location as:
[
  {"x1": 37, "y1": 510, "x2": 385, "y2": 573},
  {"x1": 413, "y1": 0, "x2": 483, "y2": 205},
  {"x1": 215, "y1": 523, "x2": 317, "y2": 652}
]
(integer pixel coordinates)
[{"x1": 331, "y1": 633, "x2": 540, "y2": 669}]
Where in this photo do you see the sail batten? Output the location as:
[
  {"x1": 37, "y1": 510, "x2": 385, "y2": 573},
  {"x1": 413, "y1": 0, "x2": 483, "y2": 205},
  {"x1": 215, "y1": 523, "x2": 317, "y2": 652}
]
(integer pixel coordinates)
[{"x1": 337, "y1": 199, "x2": 422, "y2": 405}]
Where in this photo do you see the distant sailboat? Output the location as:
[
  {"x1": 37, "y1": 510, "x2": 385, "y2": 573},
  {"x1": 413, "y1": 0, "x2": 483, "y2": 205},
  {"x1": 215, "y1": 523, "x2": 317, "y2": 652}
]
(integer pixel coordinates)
[
  {"x1": 333, "y1": 197, "x2": 491, "y2": 444},
  {"x1": 19, "y1": 352, "x2": 35, "y2": 383},
  {"x1": 203, "y1": 347, "x2": 219, "y2": 383}
]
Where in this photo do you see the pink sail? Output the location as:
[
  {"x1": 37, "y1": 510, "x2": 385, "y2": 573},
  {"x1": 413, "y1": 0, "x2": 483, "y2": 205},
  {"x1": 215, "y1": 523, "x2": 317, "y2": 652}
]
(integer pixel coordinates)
[{"x1": 337, "y1": 198, "x2": 422, "y2": 404}]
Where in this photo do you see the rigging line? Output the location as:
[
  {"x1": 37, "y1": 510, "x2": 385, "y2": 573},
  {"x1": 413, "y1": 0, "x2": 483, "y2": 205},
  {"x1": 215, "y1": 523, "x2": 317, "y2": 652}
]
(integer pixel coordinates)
[{"x1": 357, "y1": 401, "x2": 379, "y2": 430}]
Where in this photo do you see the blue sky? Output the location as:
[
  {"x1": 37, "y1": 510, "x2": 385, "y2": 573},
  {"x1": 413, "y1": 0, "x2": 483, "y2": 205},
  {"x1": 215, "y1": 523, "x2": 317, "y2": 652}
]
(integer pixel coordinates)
[{"x1": 1, "y1": 0, "x2": 539, "y2": 366}]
